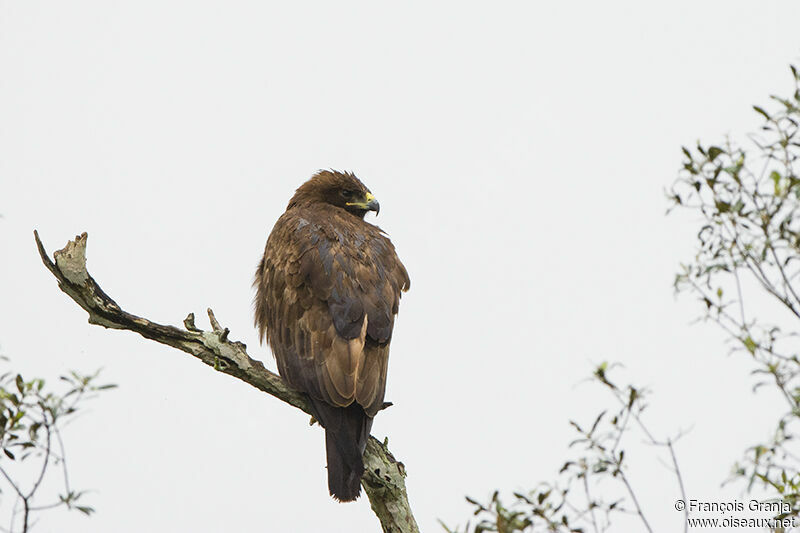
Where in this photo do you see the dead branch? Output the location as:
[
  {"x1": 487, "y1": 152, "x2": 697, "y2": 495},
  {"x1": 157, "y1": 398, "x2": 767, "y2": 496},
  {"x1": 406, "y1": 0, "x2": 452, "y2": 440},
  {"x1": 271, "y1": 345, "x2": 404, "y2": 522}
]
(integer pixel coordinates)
[{"x1": 33, "y1": 231, "x2": 419, "y2": 533}]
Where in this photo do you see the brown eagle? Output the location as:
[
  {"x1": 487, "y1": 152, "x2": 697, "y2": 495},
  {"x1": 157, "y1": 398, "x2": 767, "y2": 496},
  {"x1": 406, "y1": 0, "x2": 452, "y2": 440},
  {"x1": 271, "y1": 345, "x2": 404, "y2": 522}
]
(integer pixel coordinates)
[{"x1": 253, "y1": 170, "x2": 410, "y2": 502}]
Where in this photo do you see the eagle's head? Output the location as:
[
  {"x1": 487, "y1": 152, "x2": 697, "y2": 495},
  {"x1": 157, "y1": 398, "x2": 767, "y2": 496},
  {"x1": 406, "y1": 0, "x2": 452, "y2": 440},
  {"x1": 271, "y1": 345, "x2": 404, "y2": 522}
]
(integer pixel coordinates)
[{"x1": 288, "y1": 170, "x2": 380, "y2": 219}]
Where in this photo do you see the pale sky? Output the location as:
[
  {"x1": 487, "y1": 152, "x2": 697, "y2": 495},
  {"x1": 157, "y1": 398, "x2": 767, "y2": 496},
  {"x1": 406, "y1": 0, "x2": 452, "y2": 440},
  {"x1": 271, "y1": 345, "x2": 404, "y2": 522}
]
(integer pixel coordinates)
[{"x1": 2, "y1": 2, "x2": 800, "y2": 532}]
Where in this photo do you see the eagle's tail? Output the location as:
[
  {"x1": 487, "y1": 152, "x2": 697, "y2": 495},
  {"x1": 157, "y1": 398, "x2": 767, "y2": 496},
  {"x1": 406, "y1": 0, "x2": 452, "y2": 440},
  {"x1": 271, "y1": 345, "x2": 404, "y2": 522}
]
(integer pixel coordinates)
[{"x1": 309, "y1": 399, "x2": 372, "y2": 502}]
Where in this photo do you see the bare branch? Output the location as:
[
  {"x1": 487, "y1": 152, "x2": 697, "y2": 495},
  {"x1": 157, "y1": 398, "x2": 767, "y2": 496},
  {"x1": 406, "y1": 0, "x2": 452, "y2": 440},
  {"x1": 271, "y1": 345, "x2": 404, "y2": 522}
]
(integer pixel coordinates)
[
  {"x1": 33, "y1": 230, "x2": 419, "y2": 533},
  {"x1": 667, "y1": 439, "x2": 688, "y2": 533},
  {"x1": 26, "y1": 411, "x2": 52, "y2": 499}
]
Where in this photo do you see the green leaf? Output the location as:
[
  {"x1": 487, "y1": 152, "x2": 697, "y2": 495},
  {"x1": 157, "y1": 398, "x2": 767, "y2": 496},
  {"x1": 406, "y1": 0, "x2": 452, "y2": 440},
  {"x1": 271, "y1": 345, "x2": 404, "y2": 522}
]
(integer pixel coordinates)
[
  {"x1": 708, "y1": 146, "x2": 724, "y2": 161},
  {"x1": 771, "y1": 170, "x2": 782, "y2": 191},
  {"x1": 589, "y1": 411, "x2": 606, "y2": 435},
  {"x1": 753, "y1": 106, "x2": 771, "y2": 120},
  {"x1": 743, "y1": 336, "x2": 757, "y2": 355},
  {"x1": 3, "y1": 449, "x2": 15, "y2": 460},
  {"x1": 628, "y1": 387, "x2": 638, "y2": 408}
]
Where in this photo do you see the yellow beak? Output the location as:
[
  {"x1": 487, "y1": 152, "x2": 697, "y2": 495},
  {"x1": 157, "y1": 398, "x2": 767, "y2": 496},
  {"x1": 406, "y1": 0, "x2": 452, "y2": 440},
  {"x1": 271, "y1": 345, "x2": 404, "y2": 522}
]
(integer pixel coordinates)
[{"x1": 347, "y1": 192, "x2": 381, "y2": 215}]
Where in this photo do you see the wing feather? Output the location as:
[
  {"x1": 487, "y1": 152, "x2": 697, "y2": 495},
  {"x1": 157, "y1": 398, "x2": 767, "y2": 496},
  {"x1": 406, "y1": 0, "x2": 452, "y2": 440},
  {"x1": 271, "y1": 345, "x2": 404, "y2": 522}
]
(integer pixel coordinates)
[{"x1": 254, "y1": 206, "x2": 408, "y2": 414}]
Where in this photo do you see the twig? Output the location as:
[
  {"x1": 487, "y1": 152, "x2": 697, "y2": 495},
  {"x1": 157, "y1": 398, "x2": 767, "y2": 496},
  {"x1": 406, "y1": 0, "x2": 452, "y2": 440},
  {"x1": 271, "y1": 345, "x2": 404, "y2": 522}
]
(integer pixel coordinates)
[
  {"x1": 53, "y1": 425, "x2": 71, "y2": 497},
  {"x1": 667, "y1": 439, "x2": 688, "y2": 533},
  {"x1": 26, "y1": 412, "x2": 52, "y2": 500},
  {"x1": 0, "y1": 468, "x2": 24, "y2": 502},
  {"x1": 734, "y1": 269, "x2": 747, "y2": 326},
  {"x1": 616, "y1": 470, "x2": 653, "y2": 533},
  {"x1": 582, "y1": 472, "x2": 600, "y2": 533}
]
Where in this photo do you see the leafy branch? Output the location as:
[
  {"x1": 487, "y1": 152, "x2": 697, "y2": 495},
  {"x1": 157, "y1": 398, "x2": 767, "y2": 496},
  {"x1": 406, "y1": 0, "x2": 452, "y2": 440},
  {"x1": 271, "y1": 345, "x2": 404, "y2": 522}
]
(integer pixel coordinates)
[
  {"x1": 0, "y1": 362, "x2": 114, "y2": 532},
  {"x1": 670, "y1": 64, "x2": 800, "y2": 522},
  {"x1": 444, "y1": 363, "x2": 687, "y2": 533}
]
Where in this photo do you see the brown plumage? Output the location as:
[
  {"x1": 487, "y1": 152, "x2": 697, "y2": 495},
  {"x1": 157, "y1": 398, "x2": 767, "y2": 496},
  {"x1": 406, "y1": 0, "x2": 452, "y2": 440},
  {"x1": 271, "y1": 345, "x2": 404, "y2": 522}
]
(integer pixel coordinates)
[{"x1": 253, "y1": 170, "x2": 410, "y2": 502}]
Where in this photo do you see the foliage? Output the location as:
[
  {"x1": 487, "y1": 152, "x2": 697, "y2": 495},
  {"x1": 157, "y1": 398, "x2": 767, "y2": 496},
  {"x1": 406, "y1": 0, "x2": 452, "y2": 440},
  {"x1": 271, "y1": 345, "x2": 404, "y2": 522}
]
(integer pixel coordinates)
[
  {"x1": 670, "y1": 64, "x2": 800, "y2": 521},
  {"x1": 443, "y1": 363, "x2": 684, "y2": 533},
  {"x1": 0, "y1": 358, "x2": 115, "y2": 532},
  {"x1": 447, "y1": 64, "x2": 800, "y2": 533}
]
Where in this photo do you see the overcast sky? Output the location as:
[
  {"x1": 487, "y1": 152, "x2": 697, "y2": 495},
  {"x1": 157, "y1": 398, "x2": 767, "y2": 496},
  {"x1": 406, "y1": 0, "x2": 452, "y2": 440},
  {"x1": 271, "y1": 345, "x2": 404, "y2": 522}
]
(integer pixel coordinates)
[{"x1": 2, "y1": 2, "x2": 800, "y2": 532}]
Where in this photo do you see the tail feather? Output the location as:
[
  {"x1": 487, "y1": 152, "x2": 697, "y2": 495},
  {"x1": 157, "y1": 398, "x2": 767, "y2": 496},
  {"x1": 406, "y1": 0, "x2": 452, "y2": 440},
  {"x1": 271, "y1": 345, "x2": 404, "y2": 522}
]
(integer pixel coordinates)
[{"x1": 310, "y1": 399, "x2": 372, "y2": 502}]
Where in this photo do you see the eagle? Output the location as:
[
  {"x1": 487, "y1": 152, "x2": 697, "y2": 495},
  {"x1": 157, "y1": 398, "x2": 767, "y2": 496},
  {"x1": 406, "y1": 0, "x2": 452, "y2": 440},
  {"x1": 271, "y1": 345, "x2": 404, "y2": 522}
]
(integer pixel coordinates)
[{"x1": 253, "y1": 170, "x2": 410, "y2": 502}]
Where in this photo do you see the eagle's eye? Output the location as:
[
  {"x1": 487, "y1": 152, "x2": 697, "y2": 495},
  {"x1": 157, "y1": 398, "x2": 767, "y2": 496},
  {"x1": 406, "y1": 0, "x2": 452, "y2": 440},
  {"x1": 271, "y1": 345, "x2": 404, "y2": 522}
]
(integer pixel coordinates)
[{"x1": 340, "y1": 189, "x2": 355, "y2": 199}]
